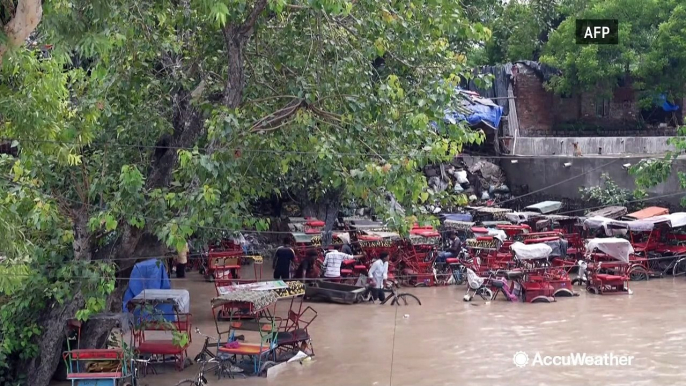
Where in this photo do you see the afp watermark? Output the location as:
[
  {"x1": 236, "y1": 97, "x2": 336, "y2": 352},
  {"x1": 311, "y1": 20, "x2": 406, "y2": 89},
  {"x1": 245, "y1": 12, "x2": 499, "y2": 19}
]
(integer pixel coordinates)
[
  {"x1": 513, "y1": 351, "x2": 634, "y2": 368},
  {"x1": 575, "y1": 19, "x2": 619, "y2": 44}
]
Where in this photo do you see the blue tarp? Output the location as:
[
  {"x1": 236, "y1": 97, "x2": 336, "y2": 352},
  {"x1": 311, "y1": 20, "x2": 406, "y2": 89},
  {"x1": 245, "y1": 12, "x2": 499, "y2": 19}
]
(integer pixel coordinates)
[
  {"x1": 657, "y1": 94, "x2": 680, "y2": 112},
  {"x1": 123, "y1": 259, "x2": 173, "y2": 318},
  {"x1": 443, "y1": 89, "x2": 503, "y2": 128},
  {"x1": 442, "y1": 213, "x2": 474, "y2": 222}
]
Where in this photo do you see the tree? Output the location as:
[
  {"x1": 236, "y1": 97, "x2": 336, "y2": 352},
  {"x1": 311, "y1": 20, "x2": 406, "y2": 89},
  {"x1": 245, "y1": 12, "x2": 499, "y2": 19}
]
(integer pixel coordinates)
[
  {"x1": 540, "y1": 0, "x2": 683, "y2": 100},
  {"x1": 629, "y1": 126, "x2": 686, "y2": 205},
  {"x1": 0, "y1": 0, "x2": 488, "y2": 384},
  {"x1": 579, "y1": 172, "x2": 638, "y2": 208}
]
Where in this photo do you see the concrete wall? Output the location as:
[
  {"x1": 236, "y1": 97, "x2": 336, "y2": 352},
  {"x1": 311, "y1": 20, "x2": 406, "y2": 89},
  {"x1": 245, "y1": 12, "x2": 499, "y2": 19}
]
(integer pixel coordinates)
[
  {"x1": 513, "y1": 136, "x2": 675, "y2": 156},
  {"x1": 500, "y1": 156, "x2": 686, "y2": 207}
]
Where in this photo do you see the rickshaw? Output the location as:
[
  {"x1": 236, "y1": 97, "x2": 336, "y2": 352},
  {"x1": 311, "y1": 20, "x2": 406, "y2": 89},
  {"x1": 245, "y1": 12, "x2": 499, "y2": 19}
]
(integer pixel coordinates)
[
  {"x1": 582, "y1": 216, "x2": 652, "y2": 280},
  {"x1": 583, "y1": 238, "x2": 634, "y2": 295},
  {"x1": 510, "y1": 242, "x2": 557, "y2": 303},
  {"x1": 126, "y1": 289, "x2": 193, "y2": 371}
]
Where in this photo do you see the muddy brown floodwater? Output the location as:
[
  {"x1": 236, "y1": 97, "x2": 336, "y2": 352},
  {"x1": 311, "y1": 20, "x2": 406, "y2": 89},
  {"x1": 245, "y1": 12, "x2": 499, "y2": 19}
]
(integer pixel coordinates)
[{"x1": 52, "y1": 267, "x2": 686, "y2": 386}]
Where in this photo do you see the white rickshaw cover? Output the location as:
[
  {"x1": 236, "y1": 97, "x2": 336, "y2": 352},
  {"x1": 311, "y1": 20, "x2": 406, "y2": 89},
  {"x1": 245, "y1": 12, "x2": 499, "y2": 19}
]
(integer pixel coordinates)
[
  {"x1": 466, "y1": 268, "x2": 484, "y2": 290},
  {"x1": 510, "y1": 242, "x2": 552, "y2": 260},
  {"x1": 585, "y1": 238, "x2": 633, "y2": 264}
]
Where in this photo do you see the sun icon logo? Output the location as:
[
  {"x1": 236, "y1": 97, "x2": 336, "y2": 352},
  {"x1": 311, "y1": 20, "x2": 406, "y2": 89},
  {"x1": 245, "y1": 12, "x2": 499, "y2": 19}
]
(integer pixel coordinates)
[{"x1": 513, "y1": 351, "x2": 529, "y2": 368}]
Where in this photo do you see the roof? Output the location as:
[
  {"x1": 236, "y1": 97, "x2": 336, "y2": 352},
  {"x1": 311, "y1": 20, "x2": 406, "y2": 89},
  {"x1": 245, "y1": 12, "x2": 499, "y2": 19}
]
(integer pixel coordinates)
[
  {"x1": 524, "y1": 201, "x2": 562, "y2": 214},
  {"x1": 623, "y1": 207, "x2": 669, "y2": 220},
  {"x1": 585, "y1": 206, "x2": 627, "y2": 219}
]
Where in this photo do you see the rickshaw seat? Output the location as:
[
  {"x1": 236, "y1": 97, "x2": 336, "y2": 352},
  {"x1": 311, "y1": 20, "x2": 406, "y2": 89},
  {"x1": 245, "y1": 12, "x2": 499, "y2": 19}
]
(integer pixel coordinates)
[
  {"x1": 276, "y1": 329, "x2": 310, "y2": 344},
  {"x1": 505, "y1": 271, "x2": 524, "y2": 280},
  {"x1": 137, "y1": 341, "x2": 187, "y2": 355},
  {"x1": 67, "y1": 373, "x2": 122, "y2": 379},
  {"x1": 595, "y1": 274, "x2": 627, "y2": 281},
  {"x1": 343, "y1": 259, "x2": 356, "y2": 265},
  {"x1": 445, "y1": 258, "x2": 460, "y2": 264},
  {"x1": 340, "y1": 269, "x2": 353, "y2": 275},
  {"x1": 218, "y1": 343, "x2": 271, "y2": 355},
  {"x1": 354, "y1": 265, "x2": 367, "y2": 270}
]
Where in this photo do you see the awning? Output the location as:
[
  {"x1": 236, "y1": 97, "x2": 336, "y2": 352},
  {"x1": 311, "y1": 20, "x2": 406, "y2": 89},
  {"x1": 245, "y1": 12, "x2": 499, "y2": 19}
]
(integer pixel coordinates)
[{"x1": 524, "y1": 201, "x2": 562, "y2": 214}]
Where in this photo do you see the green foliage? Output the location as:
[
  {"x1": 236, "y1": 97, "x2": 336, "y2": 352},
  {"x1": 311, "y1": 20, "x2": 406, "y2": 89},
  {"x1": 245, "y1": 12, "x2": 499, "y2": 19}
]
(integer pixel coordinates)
[
  {"x1": 541, "y1": 0, "x2": 685, "y2": 99},
  {"x1": 0, "y1": 0, "x2": 491, "y2": 380},
  {"x1": 579, "y1": 173, "x2": 637, "y2": 207},
  {"x1": 630, "y1": 126, "x2": 686, "y2": 206}
]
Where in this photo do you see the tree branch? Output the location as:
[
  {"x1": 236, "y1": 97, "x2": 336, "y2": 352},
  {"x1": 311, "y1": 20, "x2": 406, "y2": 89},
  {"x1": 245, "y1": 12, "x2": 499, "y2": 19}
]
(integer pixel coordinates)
[{"x1": 239, "y1": 0, "x2": 269, "y2": 35}]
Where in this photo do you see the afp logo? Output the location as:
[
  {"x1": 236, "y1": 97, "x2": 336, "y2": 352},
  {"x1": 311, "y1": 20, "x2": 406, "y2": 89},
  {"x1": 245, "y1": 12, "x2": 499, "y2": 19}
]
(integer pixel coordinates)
[{"x1": 575, "y1": 19, "x2": 619, "y2": 45}]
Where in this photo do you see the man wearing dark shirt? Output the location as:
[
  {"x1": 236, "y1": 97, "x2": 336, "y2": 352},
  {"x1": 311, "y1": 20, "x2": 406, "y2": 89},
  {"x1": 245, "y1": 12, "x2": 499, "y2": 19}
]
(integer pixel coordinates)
[
  {"x1": 437, "y1": 232, "x2": 462, "y2": 263},
  {"x1": 273, "y1": 238, "x2": 296, "y2": 280}
]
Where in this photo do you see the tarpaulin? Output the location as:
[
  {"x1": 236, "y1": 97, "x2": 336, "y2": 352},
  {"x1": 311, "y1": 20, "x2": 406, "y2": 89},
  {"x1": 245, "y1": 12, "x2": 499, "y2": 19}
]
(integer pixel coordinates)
[
  {"x1": 656, "y1": 94, "x2": 680, "y2": 112},
  {"x1": 441, "y1": 213, "x2": 474, "y2": 222},
  {"x1": 123, "y1": 259, "x2": 173, "y2": 318},
  {"x1": 585, "y1": 238, "x2": 633, "y2": 264},
  {"x1": 510, "y1": 242, "x2": 552, "y2": 260}
]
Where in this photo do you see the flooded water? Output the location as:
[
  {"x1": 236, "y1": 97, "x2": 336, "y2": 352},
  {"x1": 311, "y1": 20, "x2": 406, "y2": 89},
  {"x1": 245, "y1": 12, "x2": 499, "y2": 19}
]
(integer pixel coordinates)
[{"x1": 136, "y1": 271, "x2": 686, "y2": 386}]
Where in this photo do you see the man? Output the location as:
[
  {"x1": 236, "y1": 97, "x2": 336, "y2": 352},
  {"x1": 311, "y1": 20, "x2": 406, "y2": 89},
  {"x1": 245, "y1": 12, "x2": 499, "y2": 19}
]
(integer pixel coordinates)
[
  {"x1": 273, "y1": 238, "x2": 296, "y2": 280},
  {"x1": 322, "y1": 246, "x2": 353, "y2": 281},
  {"x1": 175, "y1": 241, "x2": 189, "y2": 278},
  {"x1": 437, "y1": 232, "x2": 462, "y2": 263},
  {"x1": 296, "y1": 249, "x2": 319, "y2": 281},
  {"x1": 368, "y1": 252, "x2": 389, "y2": 302},
  {"x1": 341, "y1": 240, "x2": 354, "y2": 255}
]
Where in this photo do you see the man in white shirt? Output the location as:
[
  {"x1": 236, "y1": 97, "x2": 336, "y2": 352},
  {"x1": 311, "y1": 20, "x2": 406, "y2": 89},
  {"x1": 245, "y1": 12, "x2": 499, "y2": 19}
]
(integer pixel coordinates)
[
  {"x1": 368, "y1": 252, "x2": 389, "y2": 302},
  {"x1": 322, "y1": 246, "x2": 353, "y2": 280}
]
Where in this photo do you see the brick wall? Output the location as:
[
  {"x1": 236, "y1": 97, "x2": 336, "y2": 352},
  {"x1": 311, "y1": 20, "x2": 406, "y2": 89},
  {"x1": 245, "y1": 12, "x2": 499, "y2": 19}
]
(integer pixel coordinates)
[
  {"x1": 513, "y1": 64, "x2": 554, "y2": 136},
  {"x1": 512, "y1": 64, "x2": 646, "y2": 135}
]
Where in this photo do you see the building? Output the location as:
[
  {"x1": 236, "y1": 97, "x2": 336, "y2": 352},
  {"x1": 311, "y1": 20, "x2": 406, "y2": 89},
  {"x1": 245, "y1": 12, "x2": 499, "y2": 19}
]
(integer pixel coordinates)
[{"x1": 462, "y1": 61, "x2": 685, "y2": 156}]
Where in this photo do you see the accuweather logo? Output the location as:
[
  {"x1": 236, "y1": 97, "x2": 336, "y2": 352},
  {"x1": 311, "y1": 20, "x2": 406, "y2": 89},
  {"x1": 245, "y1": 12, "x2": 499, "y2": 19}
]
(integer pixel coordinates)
[
  {"x1": 513, "y1": 351, "x2": 634, "y2": 367},
  {"x1": 575, "y1": 19, "x2": 619, "y2": 45}
]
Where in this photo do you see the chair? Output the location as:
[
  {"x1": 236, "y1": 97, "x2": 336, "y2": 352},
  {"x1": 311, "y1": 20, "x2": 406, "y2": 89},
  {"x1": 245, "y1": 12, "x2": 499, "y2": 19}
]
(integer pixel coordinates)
[{"x1": 133, "y1": 313, "x2": 192, "y2": 371}]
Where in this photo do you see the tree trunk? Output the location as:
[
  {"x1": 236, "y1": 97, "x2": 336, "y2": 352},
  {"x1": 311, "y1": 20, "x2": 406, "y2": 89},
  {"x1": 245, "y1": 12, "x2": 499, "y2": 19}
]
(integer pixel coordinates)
[
  {"x1": 0, "y1": 0, "x2": 43, "y2": 65},
  {"x1": 301, "y1": 193, "x2": 342, "y2": 246},
  {"x1": 24, "y1": 292, "x2": 84, "y2": 386}
]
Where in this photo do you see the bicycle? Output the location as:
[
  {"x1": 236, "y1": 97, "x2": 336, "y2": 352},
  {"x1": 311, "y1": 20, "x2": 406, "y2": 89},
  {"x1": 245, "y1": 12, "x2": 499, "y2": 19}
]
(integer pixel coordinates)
[
  {"x1": 193, "y1": 328, "x2": 245, "y2": 379},
  {"x1": 173, "y1": 357, "x2": 217, "y2": 386},
  {"x1": 361, "y1": 281, "x2": 422, "y2": 305}
]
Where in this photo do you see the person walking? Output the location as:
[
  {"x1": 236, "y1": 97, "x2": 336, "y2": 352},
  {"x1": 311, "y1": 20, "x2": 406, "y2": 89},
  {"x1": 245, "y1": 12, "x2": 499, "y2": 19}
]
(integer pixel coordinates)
[
  {"x1": 368, "y1": 252, "x2": 389, "y2": 302},
  {"x1": 176, "y1": 242, "x2": 189, "y2": 278},
  {"x1": 273, "y1": 238, "x2": 296, "y2": 280}
]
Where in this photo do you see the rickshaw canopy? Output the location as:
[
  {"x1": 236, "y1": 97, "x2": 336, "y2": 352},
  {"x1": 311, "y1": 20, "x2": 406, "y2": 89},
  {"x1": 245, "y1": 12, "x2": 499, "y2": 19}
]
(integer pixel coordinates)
[
  {"x1": 291, "y1": 232, "x2": 315, "y2": 244},
  {"x1": 586, "y1": 206, "x2": 627, "y2": 219},
  {"x1": 441, "y1": 213, "x2": 473, "y2": 222},
  {"x1": 510, "y1": 242, "x2": 552, "y2": 260},
  {"x1": 623, "y1": 206, "x2": 669, "y2": 220},
  {"x1": 585, "y1": 238, "x2": 634, "y2": 264},
  {"x1": 524, "y1": 201, "x2": 562, "y2": 214},
  {"x1": 443, "y1": 220, "x2": 476, "y2": 230},
  {"x1": 505, "y1": 211, "x2": 542, "y2": 224}
]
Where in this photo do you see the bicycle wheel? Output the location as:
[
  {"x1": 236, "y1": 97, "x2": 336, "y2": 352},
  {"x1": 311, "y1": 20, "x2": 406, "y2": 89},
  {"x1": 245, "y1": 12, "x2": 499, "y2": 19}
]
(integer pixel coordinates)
[
  {"x1": 173, "y1": 380, "x2": 197, "y2": 386},
  {"x1": 391, "y1": 293, "x2": 422, "y2": 306}
]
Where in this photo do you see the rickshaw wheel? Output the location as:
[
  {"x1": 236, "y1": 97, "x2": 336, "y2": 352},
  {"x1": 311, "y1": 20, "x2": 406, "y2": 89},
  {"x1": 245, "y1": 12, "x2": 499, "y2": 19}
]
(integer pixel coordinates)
[
  {"x1": 259, "y1": 361, "x2": 277, "y2": 376},
  {"x1": 531, "y1": 296, "x2": 551, "y2": 303},
  {"x1": 571, "y1": 278, "x2": 586, "y2": 286},
  {"x1": 587, "y1": 286, "x2": 599, "y2": 294},
  {"x1": 629, "y1": 267, "x2": 648, "y2": 281}
]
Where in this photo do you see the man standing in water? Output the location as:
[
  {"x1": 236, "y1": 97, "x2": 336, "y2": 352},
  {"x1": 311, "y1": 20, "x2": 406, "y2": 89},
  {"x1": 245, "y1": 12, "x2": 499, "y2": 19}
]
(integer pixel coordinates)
[
  {"x1": 273, "y1": 238, "x2": 296, "y2": 280},
  {"x1": 368, "y1": 252, "x2": 389, "y2": 302}
]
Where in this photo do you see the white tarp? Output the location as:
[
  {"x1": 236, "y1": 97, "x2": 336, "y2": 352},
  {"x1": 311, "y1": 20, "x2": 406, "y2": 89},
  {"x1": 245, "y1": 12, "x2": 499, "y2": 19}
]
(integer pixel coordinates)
[
  {"x1": 585, "y1": 238, "x2": 633, "y2": 264},
  {"x1": 466, "y1": 268, "x2": 484, "y2": 290},
  {"x1": 472, "y1": 227, "x2": 506, "y2": 242},
  {"x1": 505, "y1": 212, "x2": 540, "y2": 224},
  {"x1": 510, "y1": 242, "x2": 552, "y2": 260},
  {"x1": 584, "y1": 216, "x2": 662, "y2": 235}
]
